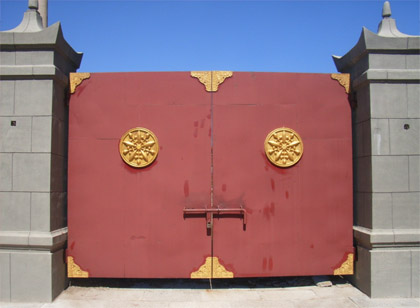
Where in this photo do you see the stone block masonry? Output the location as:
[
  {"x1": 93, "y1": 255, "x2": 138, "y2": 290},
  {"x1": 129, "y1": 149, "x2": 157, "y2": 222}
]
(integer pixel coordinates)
[
  {"x1": 334, "y1": 1, "x2": 420, "y2": 298},
  {"x1": 0, "y1": 1, "x2": 82, "y2": 302}
]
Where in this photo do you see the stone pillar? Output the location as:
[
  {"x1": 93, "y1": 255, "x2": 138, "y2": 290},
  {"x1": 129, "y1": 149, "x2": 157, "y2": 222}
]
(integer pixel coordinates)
[
  {"x1": 0, "y1": 2, "x2": 82, "y2": 302},
  {"x1": 333, "y1": 1, "x2": 419, "y2": 298}
]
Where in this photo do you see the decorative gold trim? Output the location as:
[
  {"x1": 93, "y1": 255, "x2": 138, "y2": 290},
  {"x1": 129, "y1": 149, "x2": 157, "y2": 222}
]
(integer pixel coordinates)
[
  {"x1": 213, "y1": 257, "x2": 234, "y2": 278},
  {"x1": 191, "y1": 71, "x2": 233, "y2": 92},
  {"x1": 191, "y1": 257, "x2": 234, "y2": 278},
  {"x1": 264, "y1": 127, "x2": 304, "y2": 168},
  {"x1": 334, "y1": 253, "x2": 354, "y2": 275},
  {"x1": 67, "y1": 256, "x2": 89, "y2": 278},
  {"x1": 212, "y1": 71, "x2": 233, "y2": 92},
  {"x1": 70, "y1": 72, "x2": 91, "y2": 94},
  {"x1": 331, "y1": 73, "x2": 350, "y2": 94},
  {"x1": 119, "y1": 127, "x2": 159, "y2": 168},
  {"x1": 191, "y1": 71, "x2": 211, "y2": 91},
  {"x1": 191, "y1": 256, "x2": 212, "y2": 278}
]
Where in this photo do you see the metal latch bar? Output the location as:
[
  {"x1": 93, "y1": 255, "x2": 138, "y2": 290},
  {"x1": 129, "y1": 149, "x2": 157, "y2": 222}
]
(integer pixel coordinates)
[{"x1": 183, "y1": 206, "x2": 247, "y2": 227}]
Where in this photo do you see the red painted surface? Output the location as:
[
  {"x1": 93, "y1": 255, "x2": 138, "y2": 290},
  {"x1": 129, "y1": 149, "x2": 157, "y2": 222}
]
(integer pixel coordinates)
[
  {"x1": 67, "y1": 72, "x2": 353, "y2": 278},
  {"x1": 212, "y1": 73, "x2": 353, "y2": 276},
  {"x1": 68, "y1": 72, "x2": 212, "y2": 277}
]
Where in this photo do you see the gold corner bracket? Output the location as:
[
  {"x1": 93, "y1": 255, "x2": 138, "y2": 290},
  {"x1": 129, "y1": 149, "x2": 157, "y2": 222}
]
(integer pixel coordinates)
[
  {"x1": 331, "y1": 73, "x2": 350, "y2": 94},
  {"x1": 333, "y1": 253, "x2": 354, "y2": 275},
  {"x1": 191, "y1": 256, "x2": 234, "y2": 279},
  {"x1": 191, "y1": 71, "x2": 233, "y2": 92},
  {"x1": 67, "y1": 256, "x2": 89, "y2": 278},
  {"x1": 70, "y1": 72, "x2": 91, "y2": 94}
]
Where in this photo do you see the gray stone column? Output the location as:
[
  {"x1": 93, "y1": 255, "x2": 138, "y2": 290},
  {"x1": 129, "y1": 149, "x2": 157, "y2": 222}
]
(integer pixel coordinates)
[
  {"x1": 333, "y1": 1, "x2": 419, "y2": 298},
  {"x1": 0, "y1": 2, "x2": 82, "y2": 302}
]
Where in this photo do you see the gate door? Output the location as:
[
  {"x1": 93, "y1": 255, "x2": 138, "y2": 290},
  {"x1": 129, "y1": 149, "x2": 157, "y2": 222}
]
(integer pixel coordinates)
[
  {"x1": 68, "y1": 72, "x2": 212, "y2": 278},
  {"x1": 210, "y1": 72, "x2": 353, "y2": 277},
  {"x1": 67, "y1": 71, "x2": 353, "y2": 279}
]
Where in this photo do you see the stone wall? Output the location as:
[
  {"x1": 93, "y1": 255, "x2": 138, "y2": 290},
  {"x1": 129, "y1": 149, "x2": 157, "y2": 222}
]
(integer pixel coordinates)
[
  {"x1": 0, "y1": 3, "x2": 82, "y2": 302},
  {"x1": 334, "y1": 2, "x2": 419, "y2": 298}
]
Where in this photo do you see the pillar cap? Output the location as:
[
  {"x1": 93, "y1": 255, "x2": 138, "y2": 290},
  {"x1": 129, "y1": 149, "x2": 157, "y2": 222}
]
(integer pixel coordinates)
[
  {"x1": 377, "y1": 1, "x2": 409, "y2": 38},
  {"x1": 382, "y1": 1, "x2": 391, "y2": 18},
  {"x1": 4, "y1": 0, "x2": 44, "y2": 32},
  {"x1": 333, "y1": 1, "x2": 419, "y2": 73}
]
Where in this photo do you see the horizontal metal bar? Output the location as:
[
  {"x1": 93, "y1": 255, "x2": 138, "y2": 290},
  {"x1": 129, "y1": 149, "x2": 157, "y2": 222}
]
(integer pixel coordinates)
[
  {"x1": 183, "y1": 207, "x2": 247, "y2": 225},
  {"x1": 183, "y1": 208, "x2": 245, "y2": 213}
]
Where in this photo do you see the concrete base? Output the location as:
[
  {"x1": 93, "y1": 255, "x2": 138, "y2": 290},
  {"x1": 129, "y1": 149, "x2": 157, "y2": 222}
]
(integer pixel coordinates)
[
  {"x1": 351, "y1": 245, "x2": 420, "y2": 298},
  {"x1": 0, "y1": 249, "x2": 67, "y2": 302}
]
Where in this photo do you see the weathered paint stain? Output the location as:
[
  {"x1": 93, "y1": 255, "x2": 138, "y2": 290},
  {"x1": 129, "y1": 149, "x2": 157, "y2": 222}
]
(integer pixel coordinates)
[
  {"x1": 184, "y1": 180, "x2": 189, "y2": 197},
  {"x1": 263, "y1": 203, "x2": 275, "y2": 219},
  {"x1": 193, "y1": 121, "x2": 199, "y2": 138},
  {"x1": 130, "y1": 235, "x2": 146, "y2": 240},
  {"x1": 270, "y1": 179, "x2": 275, "y2": 191}
]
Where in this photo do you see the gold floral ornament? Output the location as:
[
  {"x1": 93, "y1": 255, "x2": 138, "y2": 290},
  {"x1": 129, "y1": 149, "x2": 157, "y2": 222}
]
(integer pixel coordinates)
[
  {"x1": 119, "y1": 127, "x2": 159, "y2": 168},
  {"x1": 334, "y1": 253, "x2": 354, "y2": 275},
  {"x1": 69, "y1": 72, "x2": 90, "y2": 94},
  {"x1": 190, "y1": 257, "x2": 234, "y2": 279},
  {"x1": 331, "y1": 73, "x2": 350, "y2": 94},
  {"x1": 67, "y1": 256, "x2": 89, "y2": 278},
  {"x1": 191, "y1": 71, "x2": 233, "y2": 92},
  {"x1": 264, "y1": 127, "x2": 304, "y2": 168}
]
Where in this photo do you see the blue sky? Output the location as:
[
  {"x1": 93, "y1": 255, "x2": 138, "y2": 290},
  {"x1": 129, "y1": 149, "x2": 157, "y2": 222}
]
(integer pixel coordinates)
[{"x1": 1, "y1": 0, "x2": 419, "y2": 73}]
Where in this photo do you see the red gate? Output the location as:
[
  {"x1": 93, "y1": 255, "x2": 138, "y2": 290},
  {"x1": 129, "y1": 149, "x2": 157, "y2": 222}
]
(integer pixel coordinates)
[{"x1": 67, "y1": 71, "x2": 353, "y2": 278}]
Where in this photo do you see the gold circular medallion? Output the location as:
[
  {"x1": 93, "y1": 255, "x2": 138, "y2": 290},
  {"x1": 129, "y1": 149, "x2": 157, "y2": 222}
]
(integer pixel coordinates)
[
  {"x1": 119, "y1": 127, "x2": 159, "y2": 168},
  {"x1": 264, "y1": 127, "x2": 303, "y2": 168}
]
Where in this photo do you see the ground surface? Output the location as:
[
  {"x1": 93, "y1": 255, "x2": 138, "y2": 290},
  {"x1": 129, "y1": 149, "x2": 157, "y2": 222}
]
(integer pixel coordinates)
[{"x1": 2, "y1": 277, "x2": 420, "y2": 307}]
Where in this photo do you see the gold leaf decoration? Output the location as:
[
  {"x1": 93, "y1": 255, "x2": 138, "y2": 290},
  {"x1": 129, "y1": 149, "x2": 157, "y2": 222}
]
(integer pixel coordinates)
[
  {"x1": 191, "y1": 257, "x2": 234, "y2": 278},
  {"x1": 331, "y1": 73, "x2": 350, "y2": 94},
  {"x1": 191, "y1": 71, "x2": 212, "y2": 91},
  {"x1": 191, "y1": 71, "x2": 233, "y2": 92},
  {"x1": 264, "y1": 127, "x2": 304, "y2": 168},
  {"x1": 213, "y1": 257, "x2": 234, "y2": 278},
  {"x1": 334, "y1": 253, "x2": 354, "y2": 275},
  {"x1": 70, "y1": 72, "x2": 91, "y2": 94},
  {"x1": 212, "y1": 71, "x2": 233, "y2": 92},
  {"x1": 67, "y1": 256, "x2": 89, "y2": 278},
  {"x1": 119, "y1": 127, "x2": 159, "y2": 168},
  {"x1": 191, "y1": 256, "x2": 212, "y2": 278}
]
